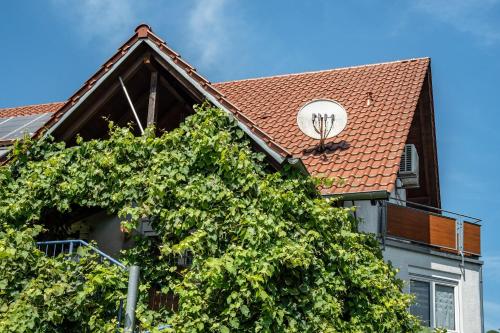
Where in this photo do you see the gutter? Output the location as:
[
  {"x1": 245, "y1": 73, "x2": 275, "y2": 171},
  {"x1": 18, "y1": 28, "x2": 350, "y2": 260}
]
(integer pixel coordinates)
[
  {"x1": 322, "y1": 190, "x2": 390, "y2": 201},
  {"x1": 287, "y1": 157, "x2": 310, "y2": 175}
]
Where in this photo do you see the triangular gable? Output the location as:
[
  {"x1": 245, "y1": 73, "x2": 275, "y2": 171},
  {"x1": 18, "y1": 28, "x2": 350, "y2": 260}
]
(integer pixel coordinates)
[{"x1": 37, "y1": 25, "x2": 299, "y2": 169}]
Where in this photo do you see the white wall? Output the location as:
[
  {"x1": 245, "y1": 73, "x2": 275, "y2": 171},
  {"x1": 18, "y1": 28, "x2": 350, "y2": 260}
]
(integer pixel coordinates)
[
  {"x1": 85, "y1": 211, "x2": 124, "y2": 258},
  {"x1": 343, "y1": 182, "x2": 407, "y2": 234},
  {"x1": 384, "y1": 244, "x2": 482, "y2": 333},
  {"x1": 78, "y1": 212, "x2": 148, "y2": 258},
  {"x1": 344, "y1": 200, "x2": 380, "y2": 234}
]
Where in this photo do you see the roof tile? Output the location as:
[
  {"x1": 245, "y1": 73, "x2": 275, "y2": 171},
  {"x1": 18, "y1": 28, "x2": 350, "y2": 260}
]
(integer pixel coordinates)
[
  {"x1": 214, "y1": 58, "x2": 429, "y2": 195},
  {"x1": 0, "y1": 102, "x2": 64, "y2": 118}
]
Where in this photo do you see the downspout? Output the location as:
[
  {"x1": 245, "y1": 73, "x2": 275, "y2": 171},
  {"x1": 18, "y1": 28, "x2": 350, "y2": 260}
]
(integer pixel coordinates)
[
  {"x1": 351, "y1": 200, "x2": 357, "y2": 220},
  {"x1": 480, "y1": 264, "x2": 484, "y2": 333},
  {"x1": 286, "y1": 157, "x2": 309, "y2": 175},
  {"x1": 323, "y1": 190, "x2": 390, "y2": 201}
]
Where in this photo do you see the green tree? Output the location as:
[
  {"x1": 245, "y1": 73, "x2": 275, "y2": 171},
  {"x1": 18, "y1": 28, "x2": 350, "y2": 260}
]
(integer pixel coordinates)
[
  {"x1": 0, "y1": 225, "x2": 127, "y2": 332},
  {"x1": 0, "y1": 104, "x2": 421, "y2": 332}
]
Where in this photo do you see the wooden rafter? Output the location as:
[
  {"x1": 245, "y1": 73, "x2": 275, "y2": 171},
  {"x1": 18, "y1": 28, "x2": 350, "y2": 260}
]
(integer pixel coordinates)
[
  {"x1": 59, "y1": 56, "x2": 145, "y2": 141},
  {"x1": 146, "y1": 71, "x2": 159, "y2": 127}
]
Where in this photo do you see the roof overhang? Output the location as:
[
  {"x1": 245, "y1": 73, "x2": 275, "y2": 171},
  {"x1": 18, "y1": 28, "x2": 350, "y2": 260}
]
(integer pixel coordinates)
[
  {"x1": 42, "y1": 37, "x2": 300, "y2": 169},
  {"x1": 144, "y1": 39, "x2": 287, "y2": 165},
  {"x1": 44, "y1": 40, "x2": 143, "y2": 137},
  {"x1": 322, "y1": 190, "x2": 390, "y2": 201}
]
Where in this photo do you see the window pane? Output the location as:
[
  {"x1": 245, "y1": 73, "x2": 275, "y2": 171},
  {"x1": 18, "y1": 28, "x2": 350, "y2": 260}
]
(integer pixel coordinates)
[
  {"x1": 410, "y1": 280, "x2": 431, "y2": 327},
  {"x1": 435, "y1": 284, "x2": 455, "y2": 330}
]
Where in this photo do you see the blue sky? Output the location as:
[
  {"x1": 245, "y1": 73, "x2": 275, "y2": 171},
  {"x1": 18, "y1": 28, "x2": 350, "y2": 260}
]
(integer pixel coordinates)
[{"x1": 1, "y1": 0, "x2": 499, "y2": 329}]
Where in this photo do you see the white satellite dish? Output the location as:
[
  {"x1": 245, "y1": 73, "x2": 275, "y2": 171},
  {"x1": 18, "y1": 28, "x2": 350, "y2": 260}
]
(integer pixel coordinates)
[{"x1": 297, "y1": 99, "x2": 348, "y2": 150}]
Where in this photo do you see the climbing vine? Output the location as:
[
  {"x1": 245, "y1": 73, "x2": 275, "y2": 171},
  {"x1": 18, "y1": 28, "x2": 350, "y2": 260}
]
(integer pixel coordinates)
[
  {"x1": 0, "y1": 104, "x2": 421, "y2": 332},
  {"x1": 0, "y1": 224, "x2": 127, "y2": 332}
]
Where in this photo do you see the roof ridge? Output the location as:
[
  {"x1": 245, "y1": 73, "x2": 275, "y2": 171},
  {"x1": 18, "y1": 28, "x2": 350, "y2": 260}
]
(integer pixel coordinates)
[
  {"x1": 214, "y1": 57, "x2": 430, "y2": 85},
  {"x1": 0, "y1": 101, "x2": 65, "y2": 111}
]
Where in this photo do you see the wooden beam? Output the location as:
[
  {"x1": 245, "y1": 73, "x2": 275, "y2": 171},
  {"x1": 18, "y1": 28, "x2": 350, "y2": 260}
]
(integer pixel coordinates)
[
  {"x1": 143, "y1": 53, "x2": 157, "y2": 72},
  {"x1": 59, "y1": 56, "x2": 145, "y2": 141},
  {"x1": 152, "y1": 54, "x2": 205, "y2": 102},
  {"x1": 146, "y1": 71, "x2": 159, "y2": 127},
  {"x1": 158, "y1": 76, "x2": 192, "y2": 110}
]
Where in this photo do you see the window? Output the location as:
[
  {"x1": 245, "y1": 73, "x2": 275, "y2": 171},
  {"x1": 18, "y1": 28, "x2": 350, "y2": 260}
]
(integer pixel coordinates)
[
  {"x1": 435, "y1": 285, "x2": 455, "y2": 330},
  {"x1": 410, "y1": 280, "x2": 431, "y2": 327},
  {"x1": 409, "y1": 279, "x2": 456, "y2": 331}
]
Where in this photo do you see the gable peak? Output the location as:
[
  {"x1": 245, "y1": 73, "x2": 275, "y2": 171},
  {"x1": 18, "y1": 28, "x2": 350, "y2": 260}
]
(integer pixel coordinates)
[{"x1": 135, "y1": 23, "x2": 152, "y2": 38}]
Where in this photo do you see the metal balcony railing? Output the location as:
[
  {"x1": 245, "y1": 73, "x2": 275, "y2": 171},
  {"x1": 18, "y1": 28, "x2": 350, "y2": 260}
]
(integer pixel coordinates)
[
  {"x1": 36, "y1": 239, "x2": 127, "y2": 331},
  {"x1": 36, "y1": 239, "x2": 127, "y2": 270},
  {"x1": 35, "y1": 239, "x2": 169, "y2": 332},
  {"x1": 381, "y1": 199, "x2": 481, "y2": 258}
]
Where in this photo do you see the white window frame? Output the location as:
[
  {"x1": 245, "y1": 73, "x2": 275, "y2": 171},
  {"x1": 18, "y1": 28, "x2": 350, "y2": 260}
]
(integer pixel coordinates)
[{"x1": 409, "y1": 276, "x2": 460, "y2": 332}]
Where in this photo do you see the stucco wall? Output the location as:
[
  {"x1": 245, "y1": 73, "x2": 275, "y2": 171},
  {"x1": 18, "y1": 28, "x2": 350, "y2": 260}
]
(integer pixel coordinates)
[
  {"x1": 344, "y1": 200, "x2": 380, "y2": 234},
  {"x1": 384, "y1": 243, "x2": 482, "y2": 333},
  {"x1": 85, "y1": 211, "x2": 124, "y2": 258}
]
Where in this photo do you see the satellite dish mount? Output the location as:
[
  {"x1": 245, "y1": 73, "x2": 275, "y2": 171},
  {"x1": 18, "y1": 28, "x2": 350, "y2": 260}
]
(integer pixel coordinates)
[
  {"x1": 312, "y1": 113, "x2": 335, "y2": 151},
  {"x1": 297, "y1": 99, "x2": 348, "y2": 152}
]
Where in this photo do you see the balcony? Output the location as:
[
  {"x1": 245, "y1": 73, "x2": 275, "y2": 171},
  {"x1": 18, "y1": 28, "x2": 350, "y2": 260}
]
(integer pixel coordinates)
[{"x1": 383, "y1": 201, "x2": 481, "y2": 257}]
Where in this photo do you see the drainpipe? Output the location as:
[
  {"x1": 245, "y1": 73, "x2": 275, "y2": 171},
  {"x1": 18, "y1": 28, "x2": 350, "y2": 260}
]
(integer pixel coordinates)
[
  {"x1": 124, "y1": 265, "x2": 140, "y2": 333},
  {"x1": 480, "y1": 264, "x2": 484, "y2": 333}
]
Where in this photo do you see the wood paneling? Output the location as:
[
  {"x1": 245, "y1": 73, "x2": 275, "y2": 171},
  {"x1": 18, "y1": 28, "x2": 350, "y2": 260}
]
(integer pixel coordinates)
[
  {"x1": 387, "y1": 204, "x2": 430, "y2": 243},
  {"x1": 428, "y1": 214, "x2": 456, "y2": 249},
  {"x1": 405, "y1": 75, "x2": 441, "y2": 209},
  {"x1": 148, "y1": 288, "x2": 178, "y2": 311},
  {"x1": 386, "y1": 204, "x2": 456, "y2": 250},
  {"x1": 463, "y1": 222, "x2": 481, "y2": 255}
]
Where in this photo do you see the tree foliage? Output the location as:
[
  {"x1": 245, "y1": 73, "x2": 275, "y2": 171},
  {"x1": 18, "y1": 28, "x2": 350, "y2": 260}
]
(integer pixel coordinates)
[
  {"x1": 0, "y1": 225, "x2": 127, "y2": 332},
  {"x1": 0, "y1": 104, "x2": 420, "y2": 332}
]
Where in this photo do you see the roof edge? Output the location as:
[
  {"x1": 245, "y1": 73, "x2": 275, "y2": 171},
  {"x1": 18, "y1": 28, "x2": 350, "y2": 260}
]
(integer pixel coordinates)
[
  {"x1": 36, "y1": 25, "x2": 297, "y2": 168},
  {"x1": 322, "y1": 190, "x2": 390, "y2": 201},
  {"x1": 0, "y1": 101, "x2": 65, "y2": 112},
  {"x1": 144, "y1": 39, "x2": 291, "y2": 165},
  {"x1": 215, "y1": 57, "x2": 430, "y2": 85}
]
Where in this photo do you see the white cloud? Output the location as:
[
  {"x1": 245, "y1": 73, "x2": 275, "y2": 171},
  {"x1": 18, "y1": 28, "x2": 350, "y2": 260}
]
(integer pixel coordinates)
[
  {"x1": 413, "y1": 0, "x2": 500, "y2": 44},
  {"x1": 187, "y1": 0, "x2": 232, "y2": 66},
  {"x1": 49, "y1": 0, "x2": 244, "y2": 72},
  {"x1": 50, "y1": 0, "x2": 138, "y2": 46}
]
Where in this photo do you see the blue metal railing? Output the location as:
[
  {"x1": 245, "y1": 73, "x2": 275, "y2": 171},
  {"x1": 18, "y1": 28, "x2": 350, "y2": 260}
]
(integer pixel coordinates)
[
  {"x1": 36, "y1": 239, "x2": 127, "y2": 331},
  {"x1": 36, "y1": 239, "x2": 127, "y2": 270},
  {"x1": 35, "y1": 240, "x2": 171, "y2": 332}
]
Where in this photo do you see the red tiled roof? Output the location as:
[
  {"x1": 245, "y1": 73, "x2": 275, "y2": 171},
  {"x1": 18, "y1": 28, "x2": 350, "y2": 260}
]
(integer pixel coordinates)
[
  {"x1": 1, "y1": 25, "x2": 430, "y2": 196},
  {"x1": 214, "y1": 58, "x2": 430, "y2": 195},
  {"x1": 0, "y1": 102, "x2": 64, "y2": 118}
]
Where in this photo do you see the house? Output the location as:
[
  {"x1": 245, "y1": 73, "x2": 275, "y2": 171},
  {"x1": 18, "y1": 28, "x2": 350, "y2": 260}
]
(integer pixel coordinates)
[{"x1": 0, "y1": 24, "x2": 483, "y2": 332}]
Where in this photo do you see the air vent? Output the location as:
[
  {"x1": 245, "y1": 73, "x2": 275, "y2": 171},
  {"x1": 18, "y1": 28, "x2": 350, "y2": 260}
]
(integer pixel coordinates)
[{"x1": 398, "y1": 144, "x2": 419, "y2": 188}]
